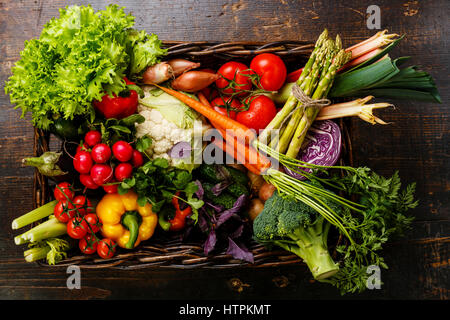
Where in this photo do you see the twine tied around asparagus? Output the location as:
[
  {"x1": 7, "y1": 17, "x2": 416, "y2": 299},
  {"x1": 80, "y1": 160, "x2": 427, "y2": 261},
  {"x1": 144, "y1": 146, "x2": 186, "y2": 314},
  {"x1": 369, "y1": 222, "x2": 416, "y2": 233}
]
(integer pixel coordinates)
[{"x1": 278, "y1": 83, "x2": 332, "y2": 138}]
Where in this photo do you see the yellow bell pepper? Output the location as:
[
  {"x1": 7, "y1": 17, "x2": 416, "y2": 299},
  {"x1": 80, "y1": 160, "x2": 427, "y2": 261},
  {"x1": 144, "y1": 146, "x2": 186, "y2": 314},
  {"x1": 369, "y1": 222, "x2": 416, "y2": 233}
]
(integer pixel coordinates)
[{"x1": 96, "y1": 190, "x2": 157, "y2": 249}]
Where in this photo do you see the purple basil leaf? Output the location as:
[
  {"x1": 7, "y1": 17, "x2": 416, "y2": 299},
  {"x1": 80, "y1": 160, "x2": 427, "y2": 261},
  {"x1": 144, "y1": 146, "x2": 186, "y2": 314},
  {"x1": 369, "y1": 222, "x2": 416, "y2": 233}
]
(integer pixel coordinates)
[
  {"x1": 226, "y1": 237, "x2": 254, "y2": 263},
  {"x1": 205, "y1": 201, "x2": 224, "y2": 213},
  {"x1": 211, "y1": 180, "x2": 232, "y2": 196},
  {"x1": 168, "y1": 141, "x2": 191, "y2": 159},
  {"x1": 197, "y1": 208, "x2": 210, "y2": 233},
  {"x1": 216, "y1": 194, "x2": 247, "y2": 227},
  {"x1": 204, "y1": 230, "x2": 217, "y2": 255},
  {"x1": 194, "y1": 180, "x2": 204, "y2": 200},
  {"x1": 229, "y1": 224, "x2": 244, "y2": 239}
]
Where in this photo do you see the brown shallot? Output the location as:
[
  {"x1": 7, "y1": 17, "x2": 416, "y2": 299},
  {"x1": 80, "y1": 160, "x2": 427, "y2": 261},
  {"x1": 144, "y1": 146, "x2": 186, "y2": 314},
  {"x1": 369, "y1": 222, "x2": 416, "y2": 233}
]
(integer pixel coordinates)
[
  {"x1": 168, "y1": 59, "x2": 201, "y2": 77},
  {"x1": 142, "y1": 62, "x2": 173, "y2": 84},
  {"x1": 171, "y1": 71, "x2": 220, "y2": 92}
]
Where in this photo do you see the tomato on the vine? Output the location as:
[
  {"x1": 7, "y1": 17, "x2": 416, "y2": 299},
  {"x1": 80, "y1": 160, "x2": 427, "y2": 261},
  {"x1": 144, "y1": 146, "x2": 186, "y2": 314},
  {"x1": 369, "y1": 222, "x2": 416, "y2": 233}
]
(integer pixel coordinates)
[
  {"x1": 54, "y1": 200, "x2": 75, "y2": 223},
  {"x1": 79, "y1": 234, "x2": 98, "y2": 255},
  {"x1": 84, "y1": 213, "x2": 101, "y2": 234},
  {"x1": 97, "y1": 238, "x2": 117, "y2": 259},
  {"x1": 72, "y1": 195, "x2": 92, "y2": 216},
  {"x1": 53, "y1": 182, "x2": 74, "y2": 201},
  {"x1": 250, "y1": 53, "x2": 287, "y2": 91},
  {"x1": 215, "y1": 61, "x2": 254, "y2": 96},
  {"x1": 210, "y1": 96, "x2": 242, "y2": 120},
  {"x1": 67, "y1": 217, "x2": 88, "y2": 239},
  {"x1": 236, "y1": 95, "x2": 277, "y2": 131}
]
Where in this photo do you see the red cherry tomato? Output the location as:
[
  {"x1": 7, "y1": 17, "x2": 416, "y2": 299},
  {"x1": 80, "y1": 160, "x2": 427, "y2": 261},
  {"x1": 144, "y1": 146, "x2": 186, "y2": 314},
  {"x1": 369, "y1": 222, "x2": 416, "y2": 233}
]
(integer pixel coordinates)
[
  {"x1": 73, "y1": 150, "x2": 93, "y2": 174},
  {"x1": 90, "y1": 164, "x2": 113, "y2": 186},
  {"x1": 210, "y1": 96, "x2": 242, "y2": 120},
  {"x1": 79, "y1": 234, "x2": 98, "y2": 255},
  {"x1": 114, "y1": 162, "x2": 134, "y2": 182},
  {"x1": 54, "y1": 200, "x2": 75, "y2": 223},
  {"x1": 53, "y1": 182, "x2": 74, "y2": 201},
  {"x1": 67, "y1": 217, "x2": 89, "y2": 239},
  {"x1": 79, "y1": 174, "x2": 100, "y2": 190},
  {"x1": 97, "y1": 238, "x2": 117, "y2": 259},
  {"x1": 84, "y1": 130, "x2": 102, "y2": 147},
  {"x1": 215, "y1": 61, "x2": 254, "y2": 96},
  {"x1": 250, "y1": 53, "x2": 287, "y2": 91},
  {"x1": 236, "y1": 95, "x2": 277, "y2": 131},
  {"x1": 72, "y1": 195, "x2": 92, "y2": 216},
  {"x1": 131, "y1": 150, "x2": 144, "y2": 168},
  {"x1": 91, "y1": 143, "x2": 111, "y2": 164},
  {"x1": 84, "y1": 213, "x2": 101, "y2": 234},
  {"x1": 112, "y1": 141, "x2": 133, "y2": 162}
]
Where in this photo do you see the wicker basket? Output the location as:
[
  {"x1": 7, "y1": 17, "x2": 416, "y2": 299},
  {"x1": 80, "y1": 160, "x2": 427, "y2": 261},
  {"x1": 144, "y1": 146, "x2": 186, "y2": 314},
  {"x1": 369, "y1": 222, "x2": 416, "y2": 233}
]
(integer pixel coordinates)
[{"x1": 32, "y1": 41, "x2": 353, "y2": 269}]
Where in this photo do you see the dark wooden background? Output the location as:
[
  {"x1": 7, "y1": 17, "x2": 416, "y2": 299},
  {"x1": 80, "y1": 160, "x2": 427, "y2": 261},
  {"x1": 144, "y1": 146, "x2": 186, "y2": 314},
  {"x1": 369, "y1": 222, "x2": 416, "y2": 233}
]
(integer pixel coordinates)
[{"x1": 0, "y1": 0, "x2": 448, "y2": 300}]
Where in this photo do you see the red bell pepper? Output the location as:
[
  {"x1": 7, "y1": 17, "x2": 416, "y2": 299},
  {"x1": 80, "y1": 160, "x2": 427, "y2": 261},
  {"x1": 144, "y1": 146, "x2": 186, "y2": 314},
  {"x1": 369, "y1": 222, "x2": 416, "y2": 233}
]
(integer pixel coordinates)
[
  {"x1": 92, "y1": 78, "x2": 139, "y2": 119},
  {"x1": 168, "y1": 191, "x2": 192, "y2": 231}
]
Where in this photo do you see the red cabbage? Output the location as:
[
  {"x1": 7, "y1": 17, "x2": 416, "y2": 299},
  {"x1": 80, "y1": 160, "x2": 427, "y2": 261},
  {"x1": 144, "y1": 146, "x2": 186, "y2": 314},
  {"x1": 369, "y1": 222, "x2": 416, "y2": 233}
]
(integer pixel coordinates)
[{"x1": 286, "y1": 120, "x2": 342, "y2": 180}]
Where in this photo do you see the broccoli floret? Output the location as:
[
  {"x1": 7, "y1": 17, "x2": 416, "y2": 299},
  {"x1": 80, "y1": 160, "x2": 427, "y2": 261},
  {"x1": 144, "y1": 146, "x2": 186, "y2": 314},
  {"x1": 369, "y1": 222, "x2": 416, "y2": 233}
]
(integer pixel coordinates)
[{"x1": 253, "y1": 191, "x2": 340, "y2": 280}]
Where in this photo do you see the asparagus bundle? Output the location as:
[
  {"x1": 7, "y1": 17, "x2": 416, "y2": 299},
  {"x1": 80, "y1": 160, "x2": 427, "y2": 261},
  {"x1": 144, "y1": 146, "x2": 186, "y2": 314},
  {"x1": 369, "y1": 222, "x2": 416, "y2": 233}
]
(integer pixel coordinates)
[{"x1": 258, "y1": 30, "x2": 351, "y2": 159}]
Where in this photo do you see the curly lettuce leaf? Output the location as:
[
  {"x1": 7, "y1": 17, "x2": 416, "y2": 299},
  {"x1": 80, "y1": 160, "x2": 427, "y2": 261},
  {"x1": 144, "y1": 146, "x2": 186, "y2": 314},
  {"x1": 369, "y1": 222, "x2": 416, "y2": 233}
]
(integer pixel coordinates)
[{"x1": 4, "y1": 4, "x2": 166, "y2": 129}]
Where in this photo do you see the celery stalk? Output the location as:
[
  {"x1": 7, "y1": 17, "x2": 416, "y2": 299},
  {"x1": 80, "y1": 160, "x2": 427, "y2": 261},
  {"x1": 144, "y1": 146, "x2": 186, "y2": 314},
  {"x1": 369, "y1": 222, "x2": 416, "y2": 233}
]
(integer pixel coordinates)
[
  {"x1": 24, "y1": 247, "x2": 50, "y2": 262},
  {"x1": 15, "y1": 217, "x2": 67, "y2": 244},
  {"x1": 12, "y1": 200, "x2": 58, "y2": 230}
]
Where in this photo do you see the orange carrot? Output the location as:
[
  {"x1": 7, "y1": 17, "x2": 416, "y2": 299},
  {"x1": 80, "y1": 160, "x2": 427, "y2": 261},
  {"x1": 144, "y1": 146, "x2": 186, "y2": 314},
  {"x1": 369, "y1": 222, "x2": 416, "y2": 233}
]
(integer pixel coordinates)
[
  {"x1": 212, "y1": 139, "x2": 262, "y2": 175},
  {"x1": 198, "y1": 92, "x2": 272, "y2": 174},
  {"x1": 154, "y1": 84, "x2": 256, "y2": 143},
  {"x1": 214, "y1": 125, "x2": 272, "y2": 172}
]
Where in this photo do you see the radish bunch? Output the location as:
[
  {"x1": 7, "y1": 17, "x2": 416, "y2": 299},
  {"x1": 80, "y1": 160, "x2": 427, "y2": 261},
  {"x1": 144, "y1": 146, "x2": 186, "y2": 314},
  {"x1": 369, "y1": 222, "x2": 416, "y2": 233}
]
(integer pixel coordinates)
[{"x1": 74, "y1": 130, "x2": 144, "y2": 193}]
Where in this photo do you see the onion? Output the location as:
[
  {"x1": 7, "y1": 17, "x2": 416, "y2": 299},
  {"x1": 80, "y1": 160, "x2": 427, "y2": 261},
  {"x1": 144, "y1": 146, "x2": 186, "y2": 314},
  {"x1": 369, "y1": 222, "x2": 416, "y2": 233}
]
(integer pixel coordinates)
[
  {"x1": 142, "y1": 62, "x2": 173, "y2": 84},
  {"x1": 171, "y1": 71, "x2": 220, "y2": 92},
  {"x1": 258, "y1": 182, "x2": 276, "y2": 202},
  {"x1": 285, "y1": 120, "x2": 342, "y2": 180},
  {"x1": 167, "y1": 59, "x2": 201, "y2": 77},
  {"x1": 248, "y1": 198, "x2": 264, "y2": 221},
  {"x1": 247, "y1": 171, "x2": 264, "y2": 195}
]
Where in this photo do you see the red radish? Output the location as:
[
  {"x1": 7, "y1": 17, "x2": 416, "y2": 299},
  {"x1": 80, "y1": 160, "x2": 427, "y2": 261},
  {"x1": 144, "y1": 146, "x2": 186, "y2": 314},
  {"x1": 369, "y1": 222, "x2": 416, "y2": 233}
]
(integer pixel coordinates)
[
  {"x1": 112, "y1": 141, "x2": 133, "y2": 162},
  {"x1": 79, "y1": 174, "x2": 100, "y2": 190},
  {"x1": 90, "y1": 164, "x2": 113, "y2": 186},
  {"x1": 91, "y1": 143, "x2": 112, "y2": 163},
  {"x1": 167, "y1": 59, "x2": 201, "y2": 77},
  {"x1": 172, "y1": 71, "x2": 220, "y2": 92},
  {"x1": 76, "y1": 142, "x2": 89, "y2": 153},
  {"x1": 114, "y1": 163, "x2": 134, "y2": 182},
  {"x1": 131, "y1": 150, "x2": 144, "y2": 167},
  {"x1": 103, "y1": 180, "x2": 119, "y2": 194},
  {"x1": 84, "y1": 131, "x2": 102, "y2": 147},
  {"x1": 73, "y1": 150, "x2": 93, "y2": 174}
]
